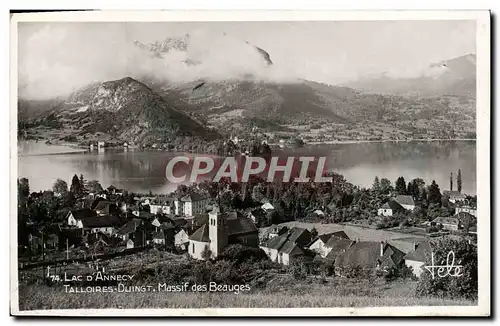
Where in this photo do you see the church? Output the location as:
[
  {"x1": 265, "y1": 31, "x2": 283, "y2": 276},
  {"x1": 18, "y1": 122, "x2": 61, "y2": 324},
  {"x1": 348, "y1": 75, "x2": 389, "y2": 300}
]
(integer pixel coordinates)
[{"x1": 188, "y1": 206, "x2": 259, "y2": 260}]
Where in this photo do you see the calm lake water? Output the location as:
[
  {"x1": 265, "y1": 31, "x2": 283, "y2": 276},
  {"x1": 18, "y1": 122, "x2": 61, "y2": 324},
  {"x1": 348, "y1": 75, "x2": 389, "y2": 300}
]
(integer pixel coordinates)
[{"x1": 17, "y1": 140, "x2": 477, "y2": 195}]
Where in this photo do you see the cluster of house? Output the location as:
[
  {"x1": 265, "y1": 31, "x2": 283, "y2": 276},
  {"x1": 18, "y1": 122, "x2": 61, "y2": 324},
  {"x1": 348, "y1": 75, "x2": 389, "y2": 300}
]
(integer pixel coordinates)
[
  {"x1": 182, "y1": 200, "x2": 437, "y2": 278},
  {"x1": 377, "y1": 194, "x2": 477, "y2": 233},
  {"x1": 25, "y1": 181, "x2": 477, "y2": 281},
  {"x1": 60, "y1": 191, "x2": 216, "y2": 251},
  {"x1": 258, "y1": 225, "x2": 436, "y2": 278}
]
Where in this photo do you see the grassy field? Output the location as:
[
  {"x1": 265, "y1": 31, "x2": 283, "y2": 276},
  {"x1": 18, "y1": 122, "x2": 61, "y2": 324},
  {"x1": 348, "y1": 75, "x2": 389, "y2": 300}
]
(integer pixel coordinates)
[{"x1": 18, "y1": 275, "x2": 475, "y2": 310}]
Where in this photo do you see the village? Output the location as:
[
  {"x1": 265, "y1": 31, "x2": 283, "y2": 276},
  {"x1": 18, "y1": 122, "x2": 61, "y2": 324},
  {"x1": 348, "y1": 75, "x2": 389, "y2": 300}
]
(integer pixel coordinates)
[{"x1": 17, "y1": 169, "x2": 477, "y2": 284}]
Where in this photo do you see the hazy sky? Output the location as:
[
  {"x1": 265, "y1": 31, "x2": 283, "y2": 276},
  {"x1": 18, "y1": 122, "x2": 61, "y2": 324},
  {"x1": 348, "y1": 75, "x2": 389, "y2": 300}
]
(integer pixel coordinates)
[{"x1": 18, "y1": 20, "x2": 476, "y2": 99}]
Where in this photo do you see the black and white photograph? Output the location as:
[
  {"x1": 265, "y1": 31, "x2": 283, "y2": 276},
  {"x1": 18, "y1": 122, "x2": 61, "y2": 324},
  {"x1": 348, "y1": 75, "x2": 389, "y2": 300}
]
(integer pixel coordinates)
[{"x1": 10, "y1": 10, "x2": 490, "y2": 316}]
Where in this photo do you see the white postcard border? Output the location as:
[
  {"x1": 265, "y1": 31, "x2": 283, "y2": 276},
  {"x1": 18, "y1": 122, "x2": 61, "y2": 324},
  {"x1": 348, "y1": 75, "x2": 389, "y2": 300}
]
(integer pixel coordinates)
[{"x1": 9, "y1": 9, "x2": 491, "y2": 317}]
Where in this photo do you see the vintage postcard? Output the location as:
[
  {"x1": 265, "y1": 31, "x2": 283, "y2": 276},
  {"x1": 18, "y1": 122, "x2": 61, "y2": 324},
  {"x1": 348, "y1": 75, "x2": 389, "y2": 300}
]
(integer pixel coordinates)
[{"x1": 10, "y1": 10, "x2": 490, "y2": 316}]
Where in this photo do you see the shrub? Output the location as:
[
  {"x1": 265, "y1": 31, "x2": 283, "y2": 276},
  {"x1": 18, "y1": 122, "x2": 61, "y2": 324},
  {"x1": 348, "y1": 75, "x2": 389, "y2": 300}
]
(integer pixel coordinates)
[
  {"x1": 201, "y1": 245, "x2": 212, "y2": 260},
  {"x1": 218, "y1": 244, "x2": 269, "y2": 265},
  {"x1": 289, "y1": 258, "x2": 308, "y2": 280},
  {"x1": 415, "y1": 239, "x2": 477, "y2": 300},
  {"x1": 384, "y1": 264, "x2": 417, "y2": 282}
]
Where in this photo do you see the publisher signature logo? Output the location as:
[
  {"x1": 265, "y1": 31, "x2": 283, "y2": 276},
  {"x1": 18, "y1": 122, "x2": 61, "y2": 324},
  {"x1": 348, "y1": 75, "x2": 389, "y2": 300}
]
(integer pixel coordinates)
[{"x1": 424, "y1": 251, "x2": 463, "y2": 279}]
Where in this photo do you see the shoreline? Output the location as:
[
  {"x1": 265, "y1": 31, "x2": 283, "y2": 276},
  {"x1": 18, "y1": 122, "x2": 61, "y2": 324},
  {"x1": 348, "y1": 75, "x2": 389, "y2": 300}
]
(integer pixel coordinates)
[{"x1": 306, "y1": 138, "x2": 477, "y2": 145}]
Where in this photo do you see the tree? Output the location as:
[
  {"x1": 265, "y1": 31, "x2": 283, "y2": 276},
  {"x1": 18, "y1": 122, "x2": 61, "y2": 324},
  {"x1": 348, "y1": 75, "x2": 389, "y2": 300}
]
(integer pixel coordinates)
[
  {"x1": 427, "y1": 180, "x2": 442, "y2": 205},
  {"x1": 379, "y1": 178, "x2": 393, "y2": 195},
  {"x1": 372, "y1": 176, "x2": 380, "y2": 192},
  {"x1": 18, "y1": 178, "x2": 30, "y2": 205},
  {"x1": 449, "y1": 172, "x2": 453, "y2": 191},
  {"x1": 408, "y1": 178, "x2": 426, "y2": 201},
  {"x1": 86, "y1": 180, "x2": 103, "y2": 193},
  {"x1": 415, "y1": 239, "x2": 477, "y2": 300},
  {"x1": 52, "y1": 179, "x2": 68, "y2": 196},
  {"x1": 70, "y1": 174, "x2": 83, "y2": 197},
  {"x1": 395, "y1": 176, "x2": 407, "y2": 195},
  {"x1": 457, "y1": 169, "x2": 462, "y2": 193},
  {"x1": 201, "y1": 245, "x2": 212, "y2": 260}
]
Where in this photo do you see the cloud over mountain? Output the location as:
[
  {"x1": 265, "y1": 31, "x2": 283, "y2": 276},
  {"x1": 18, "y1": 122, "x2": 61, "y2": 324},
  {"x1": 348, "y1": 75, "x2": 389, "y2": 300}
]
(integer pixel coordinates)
[{"x1": 18, "y1": 26, "x2": 297, "y2": 100}]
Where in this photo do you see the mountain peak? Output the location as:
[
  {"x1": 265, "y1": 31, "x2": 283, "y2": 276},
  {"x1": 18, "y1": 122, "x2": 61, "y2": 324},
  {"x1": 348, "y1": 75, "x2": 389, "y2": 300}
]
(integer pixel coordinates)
[
  {"x1": 344, "y1": 54, "x2": 476, "y2": 97},
  {"x1": 134, "y1": 33, "x2": 273, "y2": 66}
]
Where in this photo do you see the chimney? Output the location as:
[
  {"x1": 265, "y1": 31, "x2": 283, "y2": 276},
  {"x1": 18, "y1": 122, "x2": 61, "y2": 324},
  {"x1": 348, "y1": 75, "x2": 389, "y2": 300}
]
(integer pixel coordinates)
[
  {"x1": 412, "y1": 242, "x2": 417, "y2": 251},
  {"x1": 380, "y1": 241, "x2": 384, "y2": 257}
]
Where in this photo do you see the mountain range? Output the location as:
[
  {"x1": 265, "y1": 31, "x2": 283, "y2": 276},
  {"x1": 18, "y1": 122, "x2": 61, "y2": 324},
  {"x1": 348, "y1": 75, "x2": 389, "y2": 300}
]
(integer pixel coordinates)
[
  {"x1": 344, "y1": 54, "x2": 476, "y2": 98},
  {"x1": 18, "y1": 38, "x2": 476, "y2": 143}
]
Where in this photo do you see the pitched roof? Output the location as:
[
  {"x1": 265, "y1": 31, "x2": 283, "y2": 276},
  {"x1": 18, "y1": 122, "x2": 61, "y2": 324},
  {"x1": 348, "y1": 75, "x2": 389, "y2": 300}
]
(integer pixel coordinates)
[
  {"x1": 381, "y1": 244, "x2": 405, "y2": 267},
  {"x1": 226, "y1": 217, "x2": 258, "y2": 236},
  {"x1": 117, "y1": 219, "x2": 142, "y2": 235},
  {"x1": 287, "y1": 227, "x2": 311, "y2": 243},
  {"x1": 279, "y1": 241, "x2": 305, "y2": 255},
  {"x1": 309, "y1": 231, "x2": 343, "y2": 247},
  {"x1": 150, "y1": 197, "x2": 175, "y2": 205},
  {"x1": 334, "y1": 241, "x2": 398, "y2": 268},
  {"x1": 388, "y1": 237, "x2": 426, "y2": 254},
  {"x1": 189, "y1": 224, "x2": 210, "y2": 242},
  {"x1": 180, "y1": 193, "x2": 208, "y2": 202},
  {"x1": 224, "y1": 211, "x2": 244, "y2": 220},
  {"x1": 331, "y1": 230, "x2": 350, "y2": 240},
  {"x1": 394, "y1": 195, "x2": 415, "y2": 206},
  {"x1": 404, "y1": 241, "x2": 432, "y2": 263},
  {"x1": 69, "y1": 208, "x2": 97, "y2": 220},
  {"x1": 325, "y1": 238, "x2": 355, "y2": 261},
  {"x1": 380, "y1": 200, "x2": 404, "y2": 211},
  {"x1": 172, "y1": 218, "x2": 188, "y2": 228},
  {"x1": 261, "y1": 233, "x2": 289, "y2": 250},
  {"x1": 432, "y1": 216, "x2": 460, "y2": 226},
  {"x1": 153, "y1": 229, "x2": 165, "y2": 240},
  {"x1": 454, "y1": 211, "x2": 476, "y2": 220},
  {"x1": 324, "y1": 232, "x2": 352, "y2": 248},
  {"x1": 443, "y1": 190, "x2": 466, "y2": 197},
  {"x1": 81, "y1": 215, "x2": 122, "y2": 228},
  {"x1": 261, "y1": 202, "x2": 275, "y2": 210}
]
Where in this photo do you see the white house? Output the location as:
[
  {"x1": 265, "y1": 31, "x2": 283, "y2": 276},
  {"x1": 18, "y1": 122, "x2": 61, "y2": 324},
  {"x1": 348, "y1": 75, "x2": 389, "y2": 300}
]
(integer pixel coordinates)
[
  {"x1": 428, "y1": 216, "x2": 461, "y2": 231},
  {"x1": 261, "y1": 202, "x2": 275, "y2": 212},
  {"x1": 152, "y1": 230, "x2": 165, "y2": 245},
  {"x1": 377, "y1": 200, "x2": 404, "y2": 217},
  {"x1": 260, "y1": 235, "x2": 305, "y2": 266},
  {"x1": 81, "y1": 215, "x2": 122, "y2": 236},
  {"x1": 443, "y1": 191, "x2": 467, "y2": 204},
  {"x1": 66, "y1": 209, "x2": 97, "y2": 228},
  {"x1": 174, "y1": 229, "x2": 190, "y2": 250},
  {"x1": 309, "y1": 231, "x2": 350, "y2": 258},
  {"x1": 403, "y1": 241, "x2": 432, "y2": 278},
  {"x1": 455, "y1": 206, "x2": 477, "y2": 217},
  {"x1": 175, "y1": 193, "x2": 210, "y2": 217},
  {"x1": 394, "y1": 195, "x2": 416, "y2": 211},
  {"x1": 260, "y1": 228, "x2": 312, "y2": 265},
  {"x1": 308, "y1": 234, "x2": 333, "y2": 257},
  {"x1": 150, "y1": 197, "x2": 175, "y2": 215}
]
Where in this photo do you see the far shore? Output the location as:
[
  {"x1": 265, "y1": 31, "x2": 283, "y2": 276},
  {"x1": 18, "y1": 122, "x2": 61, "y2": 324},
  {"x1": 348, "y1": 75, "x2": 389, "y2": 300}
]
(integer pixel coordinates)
[
  {"x1": 18, "y1": 137, "x2": 476, "y2": 157},
  {"x1": 306, "y1": 138, "x2": 476, "y2": 145}
]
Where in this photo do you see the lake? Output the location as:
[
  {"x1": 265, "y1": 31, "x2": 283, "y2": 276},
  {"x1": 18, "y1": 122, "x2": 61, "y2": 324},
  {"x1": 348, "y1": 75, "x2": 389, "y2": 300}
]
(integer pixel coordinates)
[{"x1": 17, "y1": 140, "x2": 477, "y2": 195}]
